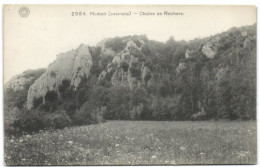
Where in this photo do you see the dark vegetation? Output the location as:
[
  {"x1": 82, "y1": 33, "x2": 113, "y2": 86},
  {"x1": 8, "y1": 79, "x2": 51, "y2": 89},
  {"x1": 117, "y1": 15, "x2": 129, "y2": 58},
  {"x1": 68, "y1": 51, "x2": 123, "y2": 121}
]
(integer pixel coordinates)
[{"x1": 4, "y1": 24, "x2": 256, "y2": 135}]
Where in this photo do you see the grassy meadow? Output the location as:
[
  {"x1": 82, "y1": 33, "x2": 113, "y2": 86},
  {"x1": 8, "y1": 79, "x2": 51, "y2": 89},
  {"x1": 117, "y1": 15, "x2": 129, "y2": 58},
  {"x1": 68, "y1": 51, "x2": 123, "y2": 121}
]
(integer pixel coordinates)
[{"x1": 4, "y1": 120, "x2": 256, "y2": 165}]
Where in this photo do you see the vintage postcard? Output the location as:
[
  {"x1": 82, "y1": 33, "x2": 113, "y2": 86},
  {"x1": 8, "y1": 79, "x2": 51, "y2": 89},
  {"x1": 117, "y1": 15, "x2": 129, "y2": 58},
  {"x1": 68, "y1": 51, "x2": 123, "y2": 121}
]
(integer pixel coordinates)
[{"x1": 3, "y1": 5, "x2": 256, "y2": 165}]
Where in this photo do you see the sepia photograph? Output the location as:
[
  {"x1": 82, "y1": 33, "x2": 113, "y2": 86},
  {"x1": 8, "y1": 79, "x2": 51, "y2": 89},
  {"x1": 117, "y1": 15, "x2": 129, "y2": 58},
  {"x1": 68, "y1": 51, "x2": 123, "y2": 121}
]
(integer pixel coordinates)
[{"x1": 3, "y1": 5, "x2": 257, "y2": 165}]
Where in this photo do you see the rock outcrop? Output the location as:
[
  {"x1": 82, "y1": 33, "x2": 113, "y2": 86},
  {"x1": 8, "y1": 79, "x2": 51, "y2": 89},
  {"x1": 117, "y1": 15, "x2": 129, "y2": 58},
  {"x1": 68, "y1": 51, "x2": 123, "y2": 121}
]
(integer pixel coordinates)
[
  {"x1": 185, "y1": 50, "x2": 192, "y2": 59},
  {"x1": 176, "y1": 63, "x2": 186, "y2": 73},
  {"x1": 202, "y1": 35, "x2": 222, "y2": 59},
  {"x1": 243, "y1": 38, "x2": 251, "y2": 48},
  {"x1": 4, "y1": 25, "x2": 256, "y2": 122},
  {"x1": 215, "y1": 66, "x2": 229, "y2": 81},
  {"x1": 98, "y1": 39, "x2": 151, "y2": 89},
  {"x1": 202, "y1": 43, "x2": 218, "y2": 59},
  {"x1": 141, "y1": 66, "x2": 152, "y2": 83},
  {"x1": 97, "y1": 38, "x2": 116, "y2": 57},
  {"x1": 6, "y1": 75, "x2": 34, "y2": 91},
  {"x1": 5, "y1": 69, "x2": 45, "y2": 91},
  {"x1": 241, "y1": 31, "x2": 248, "y2": 37},
  {"x1": 26, "y1": 44, "x2": 92, "y2": 109}
]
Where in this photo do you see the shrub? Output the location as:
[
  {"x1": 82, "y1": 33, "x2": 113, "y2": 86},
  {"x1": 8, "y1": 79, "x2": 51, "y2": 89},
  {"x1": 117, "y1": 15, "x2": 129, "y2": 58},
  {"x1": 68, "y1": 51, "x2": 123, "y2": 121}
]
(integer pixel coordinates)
[
  {"x1": 4, "y1": 107, "x2": 22, "y2": 136},
  {"x1": 191, "y1": 111, "x2": 207, "y2": 120},
  {"x1": 12, "y1": 109, "x2": 44, "y2": 133},
  {"x1": 64, "y1": 102, "x2": 77, "y2": 117},
  {"x1": 45, "y1": 91, "x2": 58, "y2": 103},
  {"x1": 75, "y1": 88, "x2": 88, "y2": 106},
  {"x1": 73, "y1": 102, "x2": 95, "y2": 125},
  {"x1": 8, "y1": 108, "x2": 72, "y2": 134},
  {"x1": 130, "y1": 103, "x2": 143, "y2": 120},
  {"x1": 93, "y1": 106, "x2": 106, "y2": 123},
  {"x1": 105, "y1": 37, "x2": 126, "y2": 53},
  {"x1": 50, "y1": 71, "x2": 56, "y2": 78},
  {"x1": 42, "y1": 110, "x2": 71, "y2": 129},
  {"x1": 130, "y1": 67, "x2": 141, "y2": 78},
  {"x1": 22, "y1": 68, "x2": 46, "y2": 79},
  {"x1": 59, "y1": 79, "x2": 71, "y2": 93},
  {"x1": 73, "y1": 102, "x2": 106, "y2": 125},
  {"x1": 33, "y1": 96, "x2": 43, "y2": 109},
  {"x1": 37, "y1": 101, "x2": 57, "y2": 113},
  {"x1": 120, "y1": 61, "x2": 129, "y2": 72},
  {"x1": 73, "y1": 109, "x2": 89, "y2": 125}
]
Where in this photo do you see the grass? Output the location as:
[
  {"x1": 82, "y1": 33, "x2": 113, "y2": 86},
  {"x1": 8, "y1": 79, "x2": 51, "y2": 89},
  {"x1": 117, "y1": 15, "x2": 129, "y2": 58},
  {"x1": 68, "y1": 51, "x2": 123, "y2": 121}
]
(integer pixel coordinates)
[{"x1": 4, "y1": 120, "x2": 256, "y2": 165}]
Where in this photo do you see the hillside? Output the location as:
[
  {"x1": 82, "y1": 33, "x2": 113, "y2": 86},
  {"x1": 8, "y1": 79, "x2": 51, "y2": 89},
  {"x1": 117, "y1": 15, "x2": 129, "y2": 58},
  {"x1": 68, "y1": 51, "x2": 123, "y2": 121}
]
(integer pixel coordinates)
[{"x1": 4, "y1": 23, "x2": 256, "y2": 133}]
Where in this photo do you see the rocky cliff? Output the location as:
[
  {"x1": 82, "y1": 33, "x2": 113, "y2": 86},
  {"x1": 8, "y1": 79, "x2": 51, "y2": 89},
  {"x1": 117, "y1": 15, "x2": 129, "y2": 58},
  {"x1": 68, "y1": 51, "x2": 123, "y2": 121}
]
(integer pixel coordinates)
[
  {"x1": 98, "y1": 38, "x2": 152, "y2": 89},
  {"x1": 26, "y1": 44, "x2": 92, "y2": 109},
  {"x1": 5, "y1": 69, "x2": 46, "y2": 91},
  {"x1": 26, "y1": 37, "x2": 151, "y2": 109},
  {"x1": 5, "y1": 24, "x2": 256, "y2": 123}
]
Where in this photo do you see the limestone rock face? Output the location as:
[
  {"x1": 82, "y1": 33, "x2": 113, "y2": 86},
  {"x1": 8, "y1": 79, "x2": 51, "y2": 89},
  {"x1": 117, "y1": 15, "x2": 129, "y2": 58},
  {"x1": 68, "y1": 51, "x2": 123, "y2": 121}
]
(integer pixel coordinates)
[
  {"x1": 6, "y1": 76, "x2": 34, "y2": 91},
  {"x1": 111, "y1": 41, "x2": 139, "y2": 65},
  {"x1": 98, "y1": 38, "x2": 152, "y2": 89},
  {"x1": 202, "y1": 36, "x2": 222, "y2": 59},
  {"x1": 111, "y1": 68, "x2": 129, "y2": 87},
  {"x1": 5, "y1": 69, "x2": 45, "y2": 91},
  {"x1": 243, "y1": 38, "x2": 251, "y2": 48},
  {"x1": 126, "y1": 40, "x2": 141, "y2": 51},
  {"x1": 111, "y1": 54, "x2": 140, "y2": 89},
  {"x1": 176, "y1": 63, "x2": 186, "y2": 73},
  {"x1": 26, "y1": 44, "x2": 92, "y2": 109},
  {"x1": 99, "y1": 39, "x2": 147, "y2": 88},
  {"x1": 71, "y1": 44, "x2": 93, "y2": 88},
  {"x1": 241, "y1": 31, "x2": 248, "y2": 37},
  {"x1": 202, "y1": 43, "x2": 218, "y2": 59},
  {"x1": 185, "y1": 50, "x2": 192, "y2": 59},
  {"x1": 141, "y1": 66, "x2": 152, "y2": 83},
  {"x1": 216, "y1": 66, "x2": 229, "y2": 81},
  {"x1": 97, "y1": 38, "x2": 116, "y2": 57},
  {"x1": 212, "y1": 36, "x2": 221, "y2": 43}
]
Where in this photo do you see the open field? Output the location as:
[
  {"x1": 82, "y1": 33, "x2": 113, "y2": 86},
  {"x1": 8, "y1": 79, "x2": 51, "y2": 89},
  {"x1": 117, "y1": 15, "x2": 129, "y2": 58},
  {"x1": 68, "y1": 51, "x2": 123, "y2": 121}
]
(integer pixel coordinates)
[{"x1": 4, "y1": 121, "x2": 256, "y2": 165}]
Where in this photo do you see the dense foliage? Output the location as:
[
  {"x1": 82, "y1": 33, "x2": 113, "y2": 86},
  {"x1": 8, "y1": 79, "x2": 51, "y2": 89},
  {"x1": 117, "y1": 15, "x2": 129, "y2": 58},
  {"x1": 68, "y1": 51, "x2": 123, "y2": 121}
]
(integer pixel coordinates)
[{"x1": 4, "y1": 24, "x2": 256, "y2": 134}]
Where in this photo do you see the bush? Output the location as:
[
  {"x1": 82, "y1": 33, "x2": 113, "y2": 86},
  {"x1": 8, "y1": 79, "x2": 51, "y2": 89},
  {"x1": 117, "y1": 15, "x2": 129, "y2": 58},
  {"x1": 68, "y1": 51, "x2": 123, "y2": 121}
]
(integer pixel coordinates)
[
  {"x1": 191, "y1": 111, "x2": 207, "y2": 120},
  {"x1": 33, "y1": 96, "x2": 43, "y2": 109},
  {"x1": 22, "y1": 68, "x2": 46, "y2": 79},
  {"x1": 73, "y1": 102, "x2": 106, "y2": 125},
  {"x1": 120, "y1": 61, "x2": 129, "y2": 72},
  {"x1": 64, "y1": 102, "x2": 77, "y2": 117},
  {"x1": 4, "y1": 107, "x2": 22, "y2": 136},
  {"x1": 93, "y1": 106, "x2": 106, "y2": 123},
  {"x1": 8, "y1": 108, "x2": 72, "y2": 134},
  {"x1": 42, "y1": 110, "x2": 71, "y2": 129},
  {"x1": 73, "y1": 102, "x2": 95, "y2": 125},
  {"x1": 12, "y1": 109, "x2": 44, "y2": 133},
  {"x1": 130, "y1": 67, "x2": 141, "y2": 78},
  {"x1": 130, "y1": 103, "x2": 143, "y2": 120},
  {"x1": 45, "y1": 91, "x2": 58, "y2": 103},
  {"x1": 105, "y1": 37, "x2": 126, "y2": 53},
  {"x1": 59, "y1": 79, "x2": 71, "y2": 93}
]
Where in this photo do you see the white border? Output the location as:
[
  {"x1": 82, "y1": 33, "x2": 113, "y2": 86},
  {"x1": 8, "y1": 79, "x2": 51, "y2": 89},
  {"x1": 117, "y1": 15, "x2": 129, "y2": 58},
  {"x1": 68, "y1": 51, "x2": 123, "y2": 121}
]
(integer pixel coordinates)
[{"x1": 0, "y1": 0, "x2": 259, "y2": 167}]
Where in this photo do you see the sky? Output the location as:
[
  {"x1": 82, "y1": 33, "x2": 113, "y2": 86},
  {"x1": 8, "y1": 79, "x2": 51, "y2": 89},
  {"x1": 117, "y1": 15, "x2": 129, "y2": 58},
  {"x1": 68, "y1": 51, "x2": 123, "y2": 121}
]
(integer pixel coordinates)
[{"x1": 4, "y1": 5, "x2": 256, "y2": 82}]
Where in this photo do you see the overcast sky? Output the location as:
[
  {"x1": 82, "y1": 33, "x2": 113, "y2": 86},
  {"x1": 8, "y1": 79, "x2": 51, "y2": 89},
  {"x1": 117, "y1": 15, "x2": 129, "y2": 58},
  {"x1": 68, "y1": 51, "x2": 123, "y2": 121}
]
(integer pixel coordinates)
[{"x1": 4, "y1": 5, "x2": 256, "y2": 82}]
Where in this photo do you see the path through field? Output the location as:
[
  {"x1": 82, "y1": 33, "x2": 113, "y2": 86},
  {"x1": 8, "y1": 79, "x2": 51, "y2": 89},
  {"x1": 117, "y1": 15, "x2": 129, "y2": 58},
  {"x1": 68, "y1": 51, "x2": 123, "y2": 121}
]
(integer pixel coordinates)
[{"x1": 5, "y1": 121, "x2": 256, "y2": 165}]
